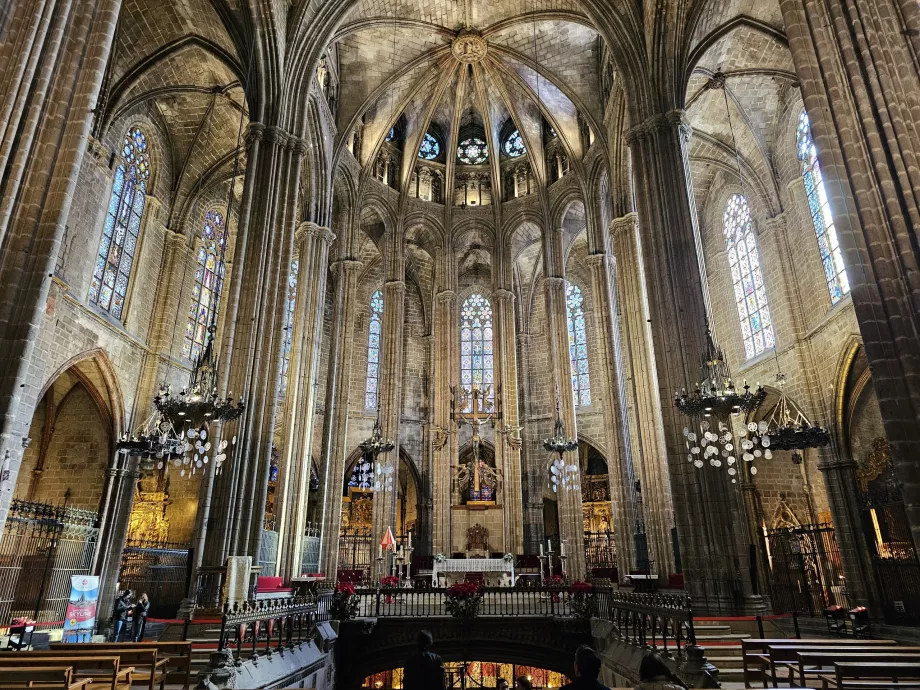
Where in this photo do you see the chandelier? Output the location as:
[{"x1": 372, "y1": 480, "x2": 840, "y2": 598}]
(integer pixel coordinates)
[
  {"x1": 116, "y1": 412, "x2": 189, "y2": 473},
  {"x1": 752, "y1": 373, "x2": 831, "y2": 452},
  {"x1": 676, "y1": 331, "x2": 767, "y2": 483},
  {"x1": 544, "y1": 401, "x2": 579, "y2": 494},
  {"x1": 360, "y1": 416, "x2": 395, "y2": 492}
]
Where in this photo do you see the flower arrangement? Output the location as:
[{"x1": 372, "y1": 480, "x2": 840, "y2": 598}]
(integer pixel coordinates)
[
  {"x1": 502, "y1": 553, "x2": 514, "y2": 563},
  {"x1": 546, "y1": 574, "x2": 564, "y2": 601},
  {"x1": 567, "y1": 580, "x2": 596, "y2": 619},
  {"x1": 434, "y1": 552, "x2": 446, "y2": 563},
  {"x1": 380, "y1": 575, "x2": 401, "y2": 589},
  {"x1": 330, "y1": 582, "x2": 359, "y2": 620},
  {"x1": 445, "y1": 581, "x2": 482, "y2": 620}
]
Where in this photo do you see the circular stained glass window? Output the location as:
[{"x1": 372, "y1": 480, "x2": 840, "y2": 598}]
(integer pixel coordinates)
[
  {"x1": 457, "y1": 137, "x2": 488, "y2": 164},
  {"x1": 419, "y1": 132, "x2": 441, "y2": 160},
  {"x1": 503, "y1": 130, "x2": 526, "y2": 157}
]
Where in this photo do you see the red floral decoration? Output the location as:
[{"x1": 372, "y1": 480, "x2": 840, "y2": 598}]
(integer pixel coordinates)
[
  {"x1": 336, "y1": 582, "x2": 357, "y2": 595},
  {"x1": 446, "y1": 582, "x2": 481, "y2": 598},
  {"x1": 546, "y1": 575, "x2": 564, "y2": 586},
  {"x1": 380, "y1": 575, "x2": 401, "y2": 589},
  {"x1": 568, "y1": 581, "x2": 593, "y2": 594}
]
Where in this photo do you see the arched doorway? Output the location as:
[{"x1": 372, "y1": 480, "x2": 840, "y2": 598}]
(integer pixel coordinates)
[
  {"x1": 338, "y1": 449, "x2": 420, "y2": 579},
  {"x1": 579, "y1": 440, "x2": 616, "y2": 579}
]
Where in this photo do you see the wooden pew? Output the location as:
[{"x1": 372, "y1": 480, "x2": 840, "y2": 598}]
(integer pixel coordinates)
[
  {"x1": 742, "y1": 639, "x2": 897, "y2": 687},
  {"x1": 763, "y1": 646, "x2": 918, "y2": 687},
  {"x1": 789, "y1": 652, "x2": 920, "y2": 687},
  {"x1": 0, "y1": 655, "x2": 132, "y2": 690},
  {"x1": 41, "y1": 647, "x2": 164, "y2": 690},
  {"x1": 51, "y1": 642, "x2": 191, "y2": 690},
  {"x1": 821, "y1": 662, "x2": 920, "y2": 690},
  {"x1": 0, "y1": 667, "x2": 92, "y2": 690}
]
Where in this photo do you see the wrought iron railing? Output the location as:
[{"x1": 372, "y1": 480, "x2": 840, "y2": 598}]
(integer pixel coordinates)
[
  {"x1": 119, "y1": 539, "x2": 191, "y2": 618},
  {"x1": 597, "y1": 590, "x2": 696, "y2": 655}
]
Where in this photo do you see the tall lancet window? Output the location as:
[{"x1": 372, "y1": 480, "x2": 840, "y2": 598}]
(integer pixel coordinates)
[
  {"x1": 89, "y1": 126, "x2": 151, "y2": 319},
  {"x1": 796, "y1": 110, "x2": 849, "y2": 304},
  {"x1": 365, "y1": 290, "x2": 384, "y2": 409},
  {"x1": 183, "y1": 210, "x2": 227, "y2": 362},
  {"x1": 460, "y1": 293, "x2": 494, "y2": 411},
  {"x1": 723, "y1": 194, "x2": 774, "y2": 359},
  {"x1": 279, "y1": 259, "x2": 299, "y2": 397},
  {"x1": 565, "y1": 281, "x2": 591, "y2": 406}
]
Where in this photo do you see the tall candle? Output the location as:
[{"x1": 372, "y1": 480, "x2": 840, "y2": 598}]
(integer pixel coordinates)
[
  {"x1": 539, "y1": 544, "x2": 544, "y2": 557},
  {"x1": 408, "y1": 532, "x2": 412, "y2": 549},
  {"x1": 378, "y1": 544, "x2": 383, "y2": 559},
  {"x1": 560, "y1": 542, "x2": 566, "y2": 557},
  {"x1": 547, "y1": 539, "x2": 552, "y2": 552}
]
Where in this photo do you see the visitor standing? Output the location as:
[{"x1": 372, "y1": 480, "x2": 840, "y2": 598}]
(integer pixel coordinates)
[
  {"x1": 131, "y1": 592, "x2": 150, "y2": 642},
  {"x1": 633, "y1": 653, "x2": 688, "y2": 690},
  {"x1": 403, "y1": 630, "x2": 445, "y2": 690},
  {"x1": 515, "y1": 677, "x2": 533, "y2": 690},
  {"x1": 497, "y1": 679, "x2": 510, "y2": 690},
  {"x1": 560, "y1": 645, "x2": 611, "y2": 690},
  {"x1": 111, "y1": 590, "x2": 131, "y2": 642}
]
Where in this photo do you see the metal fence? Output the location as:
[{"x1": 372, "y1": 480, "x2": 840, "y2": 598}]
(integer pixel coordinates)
[
  {"x1": 301, "y1": 525, "x2": 321, "y2": 574},
  {"x1": 118, "y1": 539, "x2": 191, "y2": 618},
  {"x1": 763, "y1": 522, "x2": 849, "y2": 617},
  {"x1": 863, "y1": 500, "x2": 920, "y2": 624},
  {"x1": 0, "y1": 499, "x2": 98, "y2": 625},
  {"x1": 338, "y1": 528, "x2": 373, "y2": 575},
  {"x1": 584, "y1": 530, "x2": 617, "y2": 572}
]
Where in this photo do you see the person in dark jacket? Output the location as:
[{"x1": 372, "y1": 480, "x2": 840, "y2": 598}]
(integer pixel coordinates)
[
  {"x1": 633, "y1": 652, "x2": 688, "y2": 690},
  {"x1": 131, "y1": 592, "x2": 150, "y2": 642},
  {"x1": 403, "y1": 630, "x2": 445, "y2": 690},
  {"x1": 111, "y1": 590, "x2": 131, "y2": 642},
  {"x1": 561, "y1": 645, "x2": 611, "y2": 690}
]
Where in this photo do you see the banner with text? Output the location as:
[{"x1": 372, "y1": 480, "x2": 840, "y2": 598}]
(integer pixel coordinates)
[{"x1": 62, "y1": 575, "x2": 99, "y2": 643}]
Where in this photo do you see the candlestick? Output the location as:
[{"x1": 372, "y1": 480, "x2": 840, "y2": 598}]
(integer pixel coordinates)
[
  {"x1": 547, "y1": 538, "x2": 552, "y2": 552},
  {"x1": 378, "y1": 544, "x2": 383, "y2": 559},
  {"x1": 560, "y1": 541, "x2": 566, "y2": 557},
  {"x1": 408, "y1": 532, "x2": 412, "y2": 549},
  {"x1": 539, "y1": 544, "x2": 544, "y2": 557}
]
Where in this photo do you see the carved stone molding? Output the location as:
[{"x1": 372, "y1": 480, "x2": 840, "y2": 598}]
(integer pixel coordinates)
[
  {"x1": 295, "y1": 221, "x2": 335, "y2": 246},
  {"x1": 452, "y1": 30, "x2": 488, "y2": 64},
  {"x1": 625, "y1": 109, "x2": 690, "y2": 146}
]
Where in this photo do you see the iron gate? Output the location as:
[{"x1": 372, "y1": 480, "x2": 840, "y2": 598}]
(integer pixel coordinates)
[
  {"x1": 763, "y1": 522, "x2": 849, "y2": 616},
  {"x1": 0, "y1": 499, "x2": 98, "y2": 625},
  {"x1": 584, "y1": 530, "x2": 617, "y2": 575},
  {"x1": 118, "y1": 539, "x2": 191, "y2": 618},
  {"x1": 338, "y1": 527, "x2": 372, "y2": 577},
  {"x1": 301, "y1": 525, "x2": 320, "y2": 574}
]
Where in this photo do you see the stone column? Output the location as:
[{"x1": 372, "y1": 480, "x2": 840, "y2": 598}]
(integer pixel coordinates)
[
  {"x1": 628, "y1": 112, "x2": 761, "y2": 613},
  {"x1": 517, "y1": 332, "x2": 544, "y2": 554},
  {"x1": 779, "y1": 0, "x2": 920, "y2": 555},
  {"x1": 372, "y1": 274, "x2": 406, "y2": 576},
  {"x1": 0, "y1": 0, "x2": 122, "y2": 529},
  {"x1": 431, "y1": 286, "x2": 457, "y2": 555},
  {"x1": 276, "y1": 222, "x2": 334, "y2": 579},
  {"x1": 203, "y1": 127, "x2": 305, "y2": 566},
  {"x1": 609, "y1": 213, "x2": 676, "y2": 576},
  {"x1": 584, "y1": 252, "x2": 638, "y2": 573},
  {"x1": 544, "y1": 266, "x2": 586, "y2": 580},
  {"x1": 316, "y1": 259, "x2": 362, "y2": 576},
  {"x1": 494, "y1": 288, "x2": 524, "y2": 555}
]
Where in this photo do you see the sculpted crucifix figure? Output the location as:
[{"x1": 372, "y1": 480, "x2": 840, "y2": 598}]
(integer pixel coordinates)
[{"x1": 452, "y1": 383, "x2": 497, "y2": 501}]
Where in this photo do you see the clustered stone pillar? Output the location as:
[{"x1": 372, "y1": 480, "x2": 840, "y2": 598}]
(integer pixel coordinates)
[
  {"x1": 431, "y1": 282, "x2": 457, "y2": 555},
  {"x1": 0, "y1": 0, "x2": 123, "y2": 528},
  {"x1": 494, "y1": 288, "x2": 524, "y2": 555},
  {"x1": 543, "y1": 254, "x2": 586, "y2": 579},
  {"x1": 276, "y1": 222, "x2": 334, "y2": 579},
  {"x1": 779, "y1": 0, "x2": 920, "y2": 557},
  {"x1": 628, "y1": 111, "x2": 761, "y2": 613},
  {"x1": 201, "y1": 125, "x2": 305, "y2": 568},
  {"x1": 582, "y1": 249, "x2": 638, "y2": 573},
  {"x1": 609, "y1": 213, "x2": 676, "y2": 576},
  {"x1": 316, "y1": 258, "x2": 362, "y2": 576}
]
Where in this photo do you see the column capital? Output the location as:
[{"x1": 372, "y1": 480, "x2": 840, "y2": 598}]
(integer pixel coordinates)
[
  {"x1": 436, "y1": 289, "x2": 456, "y2": 304},
  {"x1": 544, "y1": 276, "x2": 565, "y2": 288},
  {"x1": 495, "y1": 288, "x2": 515, "y2": 302},
  {"x1": 246, "y1": 122, "x2": 265, "y2": 146},
  {"x1": 625, "y1": 109, "x2": 689, "y2": 146},
  {"x1": 86, "y1": 136, "x2": 109, "y2": 167},
  {"x1": 609, "y1": 213, "x2": 639, "y2": 238},
  {"x1": 296, "y1": 221, "x2": 335, "y2": 246},
  {"x1": 385, "y1": 279, "x2": 406, "y2": 295},
  {"x1": 289, "y1": 136, "x2": 309, "y2": 156},
  {"x1": 584, "y1": 253, "x2": 609, "y2": 268},
  {"x1": 164, "y1": 228, "x2": 187, "y2": 249},
  {"x1": 330, "y1": 258, "x2": 362, "y2": 278},
  {"x1": 264, "y1": 125, "x2": 289, "y2": 147},
  {"x1": 517, "y1": 333, "x2": 532, "y2": 343}
]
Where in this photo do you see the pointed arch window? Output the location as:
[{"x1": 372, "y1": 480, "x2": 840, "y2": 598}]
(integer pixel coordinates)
[
  {"x1": 418, "y1": 132, "x2": 441, "y2": 160},
  {"x1": 723, "y1": 194, "x2": 774, "y2": 359},
  {"x1": 503, "y1": 130, "x2": 526, "y2": 157},
  {"x1": 458, "y1": 137, "x2": 488, "y2": 164},
  {"x1": 279, "y1": 259, "x2": 299, "y2": 397},
  {"x1": 460, "y1": 293, "x2": 494, "y2": 411},
  {"x1": 89, "y1": 126, "x2": 151, "y2": 319},
  {"x1": 796, "y1": 111, "x2": 849, "y2": 304},
  {"x1": 565, "y1": 281, "x2": 591, "y2": 406},
  {"x1": 365, "y1": 290, "x2": 384, "y2": 409},
  {"x1": 183, "y1": 210, "x2": 227, "y2": 362}
]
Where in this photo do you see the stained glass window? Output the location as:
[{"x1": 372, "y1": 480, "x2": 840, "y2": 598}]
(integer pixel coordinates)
[
  {"x1": 386, "y1": 127, "x2": 396, "y2": 143},
  {"x1": 460, "y1": 293, "x2": 494, "y2": 411},
  {"x1": 796, "y1": 110, "x2": 849, "y2": 304},
  {"x1": 182, "y1": 210, "x2": 227, "y2": 362},
  {"x1": 89, "y1": 126, "x2": 151, "y2": 319},
  {"x1": 723, "y1": 194, "x2": 774, "y2": 359},
  {"x1": 457, "y1": 137, "x2": 488, "y2": 164},
  {"x1": 565, "y1": 281, "x2": 591, "y2": 406},
  {"x1": 503, "y1": 130, "x2": 526, "y2": 157},
  {"x1": 279, "y1": 258, "x2": 299, "y2": 397},
  {"x1": 365, "y1": 290, "x2": 384, "y2": 409},
  {"x1": 418, "y1": 132, "x2": 440, "y2": 160}
]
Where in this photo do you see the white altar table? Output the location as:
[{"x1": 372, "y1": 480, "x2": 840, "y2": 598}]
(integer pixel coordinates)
[{"x1": 432, "y1": 558, "x2": 514, "y2": 586}]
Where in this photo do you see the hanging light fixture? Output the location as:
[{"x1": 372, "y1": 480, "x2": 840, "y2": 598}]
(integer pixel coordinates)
[
  {"x1": 360, "y1": 415, "x2": 395, "y2": 492},
  {"x1": 116, "y1": 412, "x2": 189, "y2": 473},
  {"x1": 543, "y1": 399, "x2": 579, "y2": 493},
  {"x1": 753, "y1": 372, "x2": 831, "y2": 452}
]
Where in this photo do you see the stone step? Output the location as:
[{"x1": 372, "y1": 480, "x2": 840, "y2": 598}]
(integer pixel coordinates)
[
  {"x1": 695, "y1": 632, "x2": 751, "y2": 640},
  {"x1": 694, "y1": 625, "x2": 733, "y2": 631}
]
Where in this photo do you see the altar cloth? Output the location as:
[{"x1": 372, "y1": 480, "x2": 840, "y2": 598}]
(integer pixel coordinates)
[{"x1": 432, "y1": 558, "x2": 514, "y2": 585}]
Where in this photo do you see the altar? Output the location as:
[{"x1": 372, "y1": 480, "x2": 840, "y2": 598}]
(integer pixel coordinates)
[{"x1": 432, "y1": 558, "x2": 514, "y2": 586}]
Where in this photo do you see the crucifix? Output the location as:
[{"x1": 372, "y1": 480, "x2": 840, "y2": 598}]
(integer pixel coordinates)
[{"x1": 452, "y1": 383, "x2": 497, "y2": 502}]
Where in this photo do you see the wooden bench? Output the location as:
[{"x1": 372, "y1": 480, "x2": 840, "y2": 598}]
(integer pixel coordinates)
[
  {"x1": 742, "y1": 639, "x2": 897, "y2": 687},
  {"x1": 0, "y1": 667, "x2": 92, "y2": 690},
  {"x1": 820, "y1": 662, "x2": 920, "y2": 690},
  {"x1": 44, "y1": 647, "x2": 164, "y2": 690},
  {"x1": 788, "y1": 652, "x2": 920, "y2": 687},
  {"x1": 51, "y1": 642, "x2": 191, "y2": 690},
  {"x1": 762, "y1": 645, "x2": 916, "y2": 687},
  {"x1": 0, "y1": 655, "x2": 132, "y2": 690}
]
